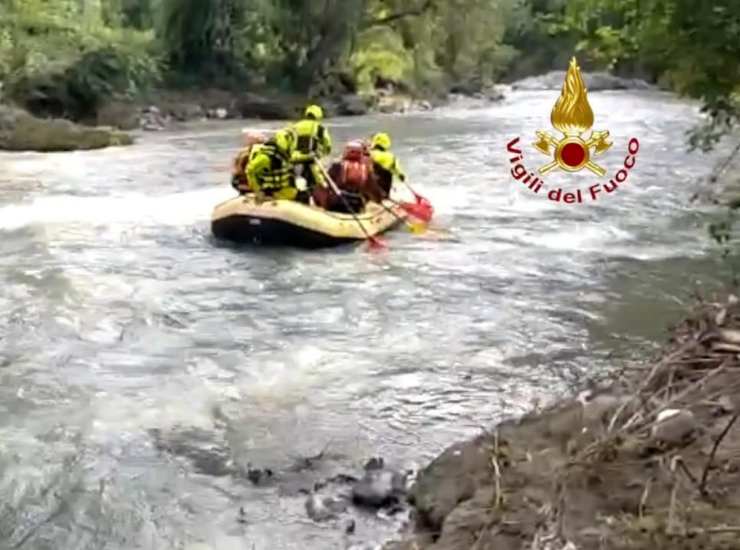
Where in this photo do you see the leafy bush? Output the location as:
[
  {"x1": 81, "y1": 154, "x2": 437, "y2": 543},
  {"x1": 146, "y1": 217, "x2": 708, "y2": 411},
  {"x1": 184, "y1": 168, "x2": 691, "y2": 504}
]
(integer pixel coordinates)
[
  {"x1": 350, "y1": 27, "x2": 414, "y2": 93},
  {"x1": 0, "y1": 0, "x2": 162, "y2": 120}
]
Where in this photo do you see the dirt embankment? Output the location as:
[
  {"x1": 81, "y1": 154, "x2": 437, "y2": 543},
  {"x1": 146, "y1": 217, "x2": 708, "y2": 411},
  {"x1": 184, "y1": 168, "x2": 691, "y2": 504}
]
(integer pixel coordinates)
[{"x1": 386, "y1": 295, "x2": 740, "y2": 550}]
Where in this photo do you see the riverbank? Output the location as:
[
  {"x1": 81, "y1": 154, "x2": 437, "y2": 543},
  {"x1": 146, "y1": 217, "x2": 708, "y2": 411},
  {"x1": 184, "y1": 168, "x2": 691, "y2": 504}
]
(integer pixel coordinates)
[
  {"x1": 0, "y1": 87, "x2": 455, "y2": 152},
  {"x1": 99, "y1": 85, "x2": 490, "y2": 133},
  {"x1": 112, "y1": 70, "x2": 654, "y2": 132},
  {"x1": 0, "y1": 69, "x2": 653, "y2": 153},
  {"x1": 0, "y1": 89, "x2": 439, "y2": 153},
  {"x1": 383, "y1": 294, "x2": 740, "y2": 549}
]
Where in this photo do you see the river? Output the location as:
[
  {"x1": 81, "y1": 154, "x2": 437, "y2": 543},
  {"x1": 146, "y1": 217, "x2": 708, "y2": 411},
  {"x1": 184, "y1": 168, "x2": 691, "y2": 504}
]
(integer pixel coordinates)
[{"x1": 0, "y1": 90, "x2": 735, "y2": 550}]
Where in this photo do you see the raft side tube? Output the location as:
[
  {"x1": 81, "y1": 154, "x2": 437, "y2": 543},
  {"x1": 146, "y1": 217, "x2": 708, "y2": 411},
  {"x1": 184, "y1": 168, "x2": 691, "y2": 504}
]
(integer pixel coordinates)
[{"x1": 210, "y1": 195, "x2": 405, "y2": 248}]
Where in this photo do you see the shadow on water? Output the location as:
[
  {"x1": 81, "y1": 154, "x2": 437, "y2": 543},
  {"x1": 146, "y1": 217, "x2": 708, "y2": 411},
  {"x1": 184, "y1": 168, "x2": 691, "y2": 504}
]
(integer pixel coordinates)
[{"x1": 205, "y1": 233, "x2": 367, "y2": 257}]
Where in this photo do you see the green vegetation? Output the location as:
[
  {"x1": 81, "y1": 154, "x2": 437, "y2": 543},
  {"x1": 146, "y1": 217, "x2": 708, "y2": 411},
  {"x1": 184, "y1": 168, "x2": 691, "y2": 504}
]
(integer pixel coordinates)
[
  {"x1": 0, "y1": 0, "x2": 161, "y2": 120},
  {"x1": 538, "y1": 0, "x2": 739, "y2": 252},
  {"x1": 547, "y1": 0, "x2": 740, "y2": 152},
  {"x1": 0, "y1": 0, "x2": 522, "y2": 117},
  {"x1": 0, "y1": 0, "x2": 738, "y2": 150}
]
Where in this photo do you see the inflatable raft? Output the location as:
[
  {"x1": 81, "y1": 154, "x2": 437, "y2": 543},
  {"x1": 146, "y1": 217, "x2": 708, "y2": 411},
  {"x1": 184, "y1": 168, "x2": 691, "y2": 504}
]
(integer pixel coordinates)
[{"x1": 210, "y1": 194, "x2": 406, "y2": 248}]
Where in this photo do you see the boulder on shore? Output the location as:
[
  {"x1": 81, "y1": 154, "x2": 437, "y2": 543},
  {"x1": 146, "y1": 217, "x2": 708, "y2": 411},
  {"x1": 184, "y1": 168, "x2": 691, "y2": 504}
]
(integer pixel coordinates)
[
  {"x1": 337, "y1": 94, "x2": 371, "y2": 116},
  {"x1": 0, "y1": 105, "x2": 132, "y2": 152},
  {"x1": 234, "y1": 92, "x2": 301, "y2": 120},
  {"x1": 377, "y1": 94, "x2": 413, "y2": 114},
  {"x1": 511, "y1": 71, "x2": 655, "y2": 91},
  {"x1": 96, "y1": 100, "x2": 140, "y2": 130},
  {"x1": 167, "y1": 102, "x2": 205, "y2": 122}
]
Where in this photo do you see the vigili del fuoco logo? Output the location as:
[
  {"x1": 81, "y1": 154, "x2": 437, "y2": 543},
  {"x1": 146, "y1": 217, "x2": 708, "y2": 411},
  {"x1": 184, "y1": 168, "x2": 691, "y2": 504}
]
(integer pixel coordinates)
[{"x1": 506, "y1": 57, "x2": 640, "y2": 204}]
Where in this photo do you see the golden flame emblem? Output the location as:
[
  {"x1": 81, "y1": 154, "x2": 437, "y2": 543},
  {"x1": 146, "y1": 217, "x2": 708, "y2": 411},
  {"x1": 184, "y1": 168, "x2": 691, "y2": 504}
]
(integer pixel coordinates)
[{"x1": 533, "y1": 57, "x2": 612, "y2": 176}]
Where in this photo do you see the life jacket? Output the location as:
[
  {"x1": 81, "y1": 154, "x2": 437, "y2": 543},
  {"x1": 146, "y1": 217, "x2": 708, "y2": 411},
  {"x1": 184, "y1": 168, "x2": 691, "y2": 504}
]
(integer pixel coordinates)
[
  {"x1": 370, "y1": 147, "x2": 396, "y2": 194},
  {"x1": 254, "y1": 142, "x2": 294, "y2": 192},
  {"x1": 293, "y1": 118, "x2": 327, "y2": 160},
  {"x1": 340, "y1": 141, "x2": 371, "y2": 190}
]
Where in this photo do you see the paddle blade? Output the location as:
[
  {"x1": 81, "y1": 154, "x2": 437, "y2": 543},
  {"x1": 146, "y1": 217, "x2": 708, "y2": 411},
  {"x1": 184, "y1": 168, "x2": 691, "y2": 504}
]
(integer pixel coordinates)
[
  {"x1": 367, "y1": 236, "x2": 387, "y2": 251},
  {"x1": 415, "y1": 194, "x2": 434, "y2": 219},
  {"x1": 408, "y1": 221, "x2": 427, "y2": 234},
  {"x1": 400, "y1": 201, "x2": 433, "y2": 223}
]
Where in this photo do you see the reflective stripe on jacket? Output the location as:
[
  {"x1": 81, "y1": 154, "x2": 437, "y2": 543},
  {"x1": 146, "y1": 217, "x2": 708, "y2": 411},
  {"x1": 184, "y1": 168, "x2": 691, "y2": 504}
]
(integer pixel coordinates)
[
  {"x1": 247, "y1": 142, "x2": 294, "y2": 193},
  {"x1": 291, "y1": 118, "x2": 332, "y2": 162}
]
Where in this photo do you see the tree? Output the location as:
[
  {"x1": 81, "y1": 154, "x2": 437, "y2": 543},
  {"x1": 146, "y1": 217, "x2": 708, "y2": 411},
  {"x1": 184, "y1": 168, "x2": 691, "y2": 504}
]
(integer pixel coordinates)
[
  {"x1": 554, "y1": 0, "x2": 740, "y2": 151},
  {"x1": 157, "y1": 0, "x2": 246, "y2": 82}
]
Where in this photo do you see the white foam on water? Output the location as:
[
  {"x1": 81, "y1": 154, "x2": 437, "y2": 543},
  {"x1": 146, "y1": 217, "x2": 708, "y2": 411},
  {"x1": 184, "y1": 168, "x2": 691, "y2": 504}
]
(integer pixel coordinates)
[
  {"x1": 240, "y1": 345, "x2": 342, "y2": 399},
  {"x1": 0, "y1": 187, "x2": 234, "y2": 231},
  {"x1": 522, "y1": 223, "x2": 635, "y2": 252},
  {"x1": 85, "y1": 366, "x2": 236, "y2": 442}
]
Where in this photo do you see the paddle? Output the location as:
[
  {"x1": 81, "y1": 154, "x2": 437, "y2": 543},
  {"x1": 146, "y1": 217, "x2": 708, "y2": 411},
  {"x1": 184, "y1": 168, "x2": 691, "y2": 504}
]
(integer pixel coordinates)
[
  {"x1": 356, "y1": 138, "x2": 433, "y2": 222},
  {"x1": 359, "y1": 175, "x2": 428, "y2": 234},
  {"x1": 316, "y1": 163, "x2": 387, "y2": 251},
  {"x1": 397, "y1": 179, "x2": 434, "y2": 223},
  {"x1": 376, "y1": 198, "x2": 427, "y2": 234}
]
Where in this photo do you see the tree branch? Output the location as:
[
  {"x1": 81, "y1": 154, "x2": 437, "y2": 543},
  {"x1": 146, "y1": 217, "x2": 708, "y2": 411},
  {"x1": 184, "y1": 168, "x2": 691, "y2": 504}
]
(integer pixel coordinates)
[
  {"x1": 363, "y1": 0, "x2": 434, "y2": 29},
  {"x1": 700, "y1": 412, "x2": 739, "y2": 496}
]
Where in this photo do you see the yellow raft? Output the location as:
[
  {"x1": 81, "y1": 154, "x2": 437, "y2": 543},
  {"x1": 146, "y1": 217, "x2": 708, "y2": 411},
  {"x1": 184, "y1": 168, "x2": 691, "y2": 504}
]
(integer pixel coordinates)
[{"x1": 210, "y1": 194, "x2": 406, "y2": 248}]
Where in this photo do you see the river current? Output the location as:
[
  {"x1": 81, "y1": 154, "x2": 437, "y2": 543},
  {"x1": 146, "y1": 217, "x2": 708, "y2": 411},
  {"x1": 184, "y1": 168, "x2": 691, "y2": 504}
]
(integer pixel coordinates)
[{"x1": 0, "y1": 90, "x2": 734, "y2": 549}]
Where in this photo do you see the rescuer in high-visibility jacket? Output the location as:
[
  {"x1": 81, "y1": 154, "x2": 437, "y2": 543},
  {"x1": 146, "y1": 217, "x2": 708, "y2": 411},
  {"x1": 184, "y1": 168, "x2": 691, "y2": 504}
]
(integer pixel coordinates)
[
  {"x1": 290, "y1": 104, "x2": 332, "y2": 191},
  {"x1": 246, "y1": 129, "x2": 305, "y2": 202},
  {"x1": 231, "y1": 130, "x2": 267, "y2": 194},
  {"x1": 368, "y1": 132, "x2": 406, "y2": 197}
]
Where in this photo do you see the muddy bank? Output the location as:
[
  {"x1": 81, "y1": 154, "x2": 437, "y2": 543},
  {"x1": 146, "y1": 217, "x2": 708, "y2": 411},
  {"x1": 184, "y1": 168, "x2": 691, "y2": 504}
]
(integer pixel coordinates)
[{"x1": 385, "y1": 295, "x2": 740, "y2": 550}]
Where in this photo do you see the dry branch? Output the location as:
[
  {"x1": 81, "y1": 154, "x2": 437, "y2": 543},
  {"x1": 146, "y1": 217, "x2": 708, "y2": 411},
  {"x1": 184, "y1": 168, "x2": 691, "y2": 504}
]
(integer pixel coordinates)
[{"x1": 700, "y1": 413, "x2": 740, "y2": 495}]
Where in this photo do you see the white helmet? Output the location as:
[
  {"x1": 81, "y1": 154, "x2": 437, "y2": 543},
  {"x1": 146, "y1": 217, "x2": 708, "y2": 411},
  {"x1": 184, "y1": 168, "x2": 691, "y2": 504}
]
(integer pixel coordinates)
[{"x1": 241, "y1": 129, "x2": 267, "y2": 146}]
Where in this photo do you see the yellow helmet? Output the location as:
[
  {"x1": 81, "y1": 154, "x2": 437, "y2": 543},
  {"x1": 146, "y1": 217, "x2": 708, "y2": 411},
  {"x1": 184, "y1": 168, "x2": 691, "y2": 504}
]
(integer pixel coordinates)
[
  {"x1": 371, "y1": 132, "x2": 391, "y2": 151},
  {"x1": 304, "y1": 104, "x2": 324, "y2": 121},
  {"x1": 274, "y1": 128, "x2": 295, "y2": 154}
]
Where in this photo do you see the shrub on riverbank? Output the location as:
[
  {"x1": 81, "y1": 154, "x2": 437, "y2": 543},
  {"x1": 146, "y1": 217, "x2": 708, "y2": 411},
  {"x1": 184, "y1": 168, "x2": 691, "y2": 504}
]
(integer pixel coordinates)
[
  {"x1": 0, "y1": 0, "x2": 527, "y2": 127},
  {"x1": 0, "y1": 0, "x2": 162, "y2": 120}
]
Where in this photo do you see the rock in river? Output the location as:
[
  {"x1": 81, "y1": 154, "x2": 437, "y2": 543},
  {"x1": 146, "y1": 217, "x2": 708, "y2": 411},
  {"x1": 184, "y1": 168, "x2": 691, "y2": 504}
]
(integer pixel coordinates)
[
  {"x1": 233, "y1": 92, "x2": 300, "y2": 120},
  {"x1": 305, "y1": 493, "x2": 348, "y2": 522},
  {"x1": 0, "y1": 105, "x2": 132, "y2": 152},
  {"x1": 352, "y1": 466, "x2": 408, "y2": 508},
  {"x1": 337, "y1": 94, "x2": 371, "y2": 116}
]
